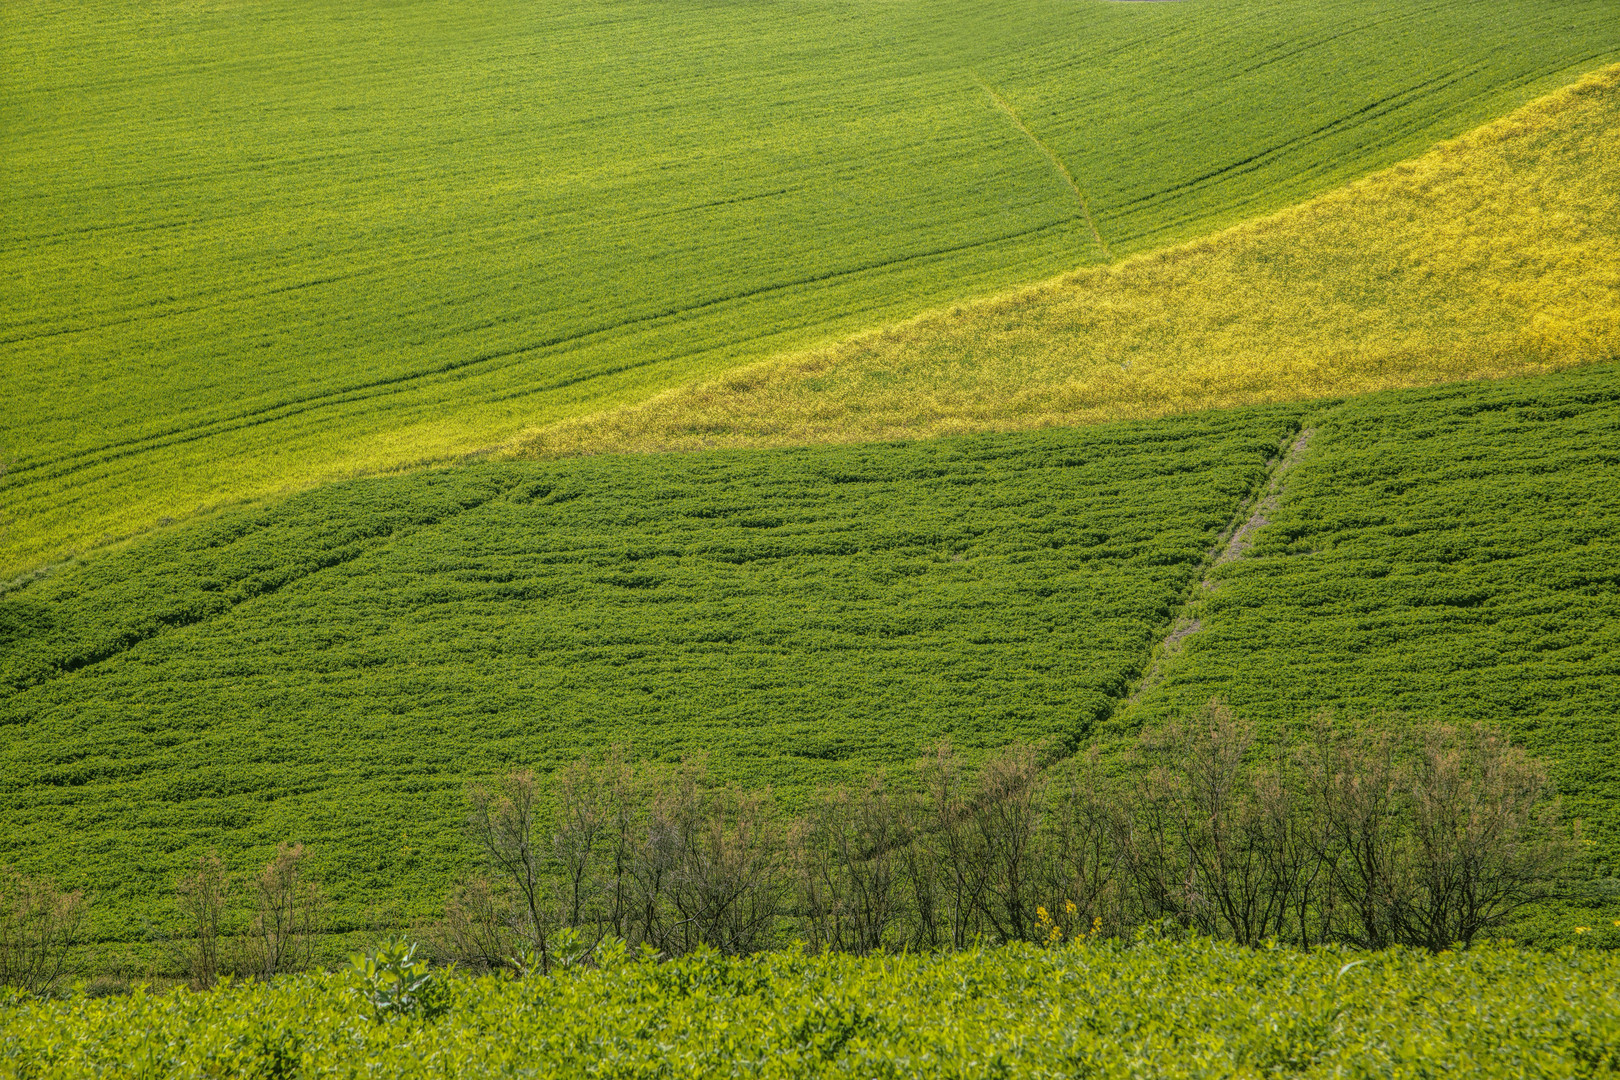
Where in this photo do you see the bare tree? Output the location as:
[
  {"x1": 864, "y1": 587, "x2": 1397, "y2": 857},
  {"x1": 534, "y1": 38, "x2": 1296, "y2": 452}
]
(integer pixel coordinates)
[
  {"x1": 442, "y1": 873, "x2": 518, "y2": 971},
  {"x1": 1038, "y1": 748, "x2": 1126, "y2": 940},
  {"x1": 245, "y1": 842, "x2": 323, "y2": 979},
  {"x1": 1139, "y1": 703, "x2": 1324, "y2": 946},
  {"x1": 1249, "y1": 759, "x2": 1328, "y2": 947},
  {"x1": 798, "y1": 773, "x2": 903, "y2": 954},
  {"x1": 468, "y1": 769, "x2": 553, "y2": 959},
  {"x1": 1299, "y1": 717, "x2": 1415, "y2": 949},
  {"x1": 973, "y1": 744, "x2": 1044, "y2": 943},
  {"x1": 0, "y1": 867, "x2": 87, "y2": 994},
  {"x1": 1403, "y1": 723, "x2": 1574, "y2": 949},
  {"x1": 176, "y1": 851, "x2": 228, "y2": 989},
  {"x1": 915, "y1": 742, "x2": 989, "y2": 949},
  {"x1": 599, "y1": 750, "x2": 640, "y2": 939},
  {"x1": 667, "y1": 780, "x2": 782, "y2": 956},
  {"x1": 553, "y1": 754, "x2": 611, "y2": 933}
]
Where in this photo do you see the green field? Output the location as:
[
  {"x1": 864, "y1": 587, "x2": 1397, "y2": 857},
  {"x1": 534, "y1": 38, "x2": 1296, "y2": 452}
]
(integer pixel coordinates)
[
  {"x1": 6, "y1": 939, "x2": 1618, "y2": 1078},
  {"x1": 524, "y1": 67, "x2": 1620, "y2": 457},
  {"x1": 1, "y1": 407, "x2": 1297, "y2": 936},
  {"x1": 5, "y1": 0, "x2": 1618, "y2": 577},
  {"x1": 5, "y1": 367, "x2": 1619, "y2": 943},
  {"x1": 1118, "y1": 365, "x2": 1620, "y2": 871}
]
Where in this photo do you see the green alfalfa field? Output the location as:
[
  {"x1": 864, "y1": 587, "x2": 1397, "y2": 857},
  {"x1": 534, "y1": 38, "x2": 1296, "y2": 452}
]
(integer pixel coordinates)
[
  {"x1": 3, "y1": 365, "x2": 1618, "y2": 941},
  {"x1": 4, "y1": 0, "x2": 1620, "y2": 1071}
]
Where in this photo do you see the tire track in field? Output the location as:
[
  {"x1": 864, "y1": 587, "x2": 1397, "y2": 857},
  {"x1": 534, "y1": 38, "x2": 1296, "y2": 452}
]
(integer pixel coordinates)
[
  {"x1": 975, "y1": 76, "x2": 1113, "y2": 262},
  {"x1": 1116, "y1": 424, "x2": 1316, "y2": 713},
  {"x1": 3, "y1": 218, "x2": 1073, "y2": 495},
  {"x1": 1116, "y1": 68, "x2": 1477, "y2": 217},
  {"x1": 1, "y1": 481, "x2": 520, "y2": 696}
]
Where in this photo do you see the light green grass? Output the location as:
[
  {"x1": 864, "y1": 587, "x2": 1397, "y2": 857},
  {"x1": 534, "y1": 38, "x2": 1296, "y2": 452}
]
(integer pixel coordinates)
[
  {"x1": 5, "y1": 0, "x2": 1616, "y2": 577},
  {"x1": 516, "y1": 66, "x2": 1620, "y2": 457}
]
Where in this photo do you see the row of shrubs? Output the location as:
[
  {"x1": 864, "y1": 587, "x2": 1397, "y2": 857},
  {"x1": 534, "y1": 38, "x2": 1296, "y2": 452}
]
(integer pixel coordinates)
[
  {"x1": 442, "y1": 703, "x2": 1576, "y2": 972},
  {"x1": 1, "y1": 702, "x2": 1581, "y2": 992}
]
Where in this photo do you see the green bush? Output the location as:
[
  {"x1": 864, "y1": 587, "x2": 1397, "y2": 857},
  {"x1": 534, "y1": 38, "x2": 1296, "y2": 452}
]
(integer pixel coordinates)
[{"x1": 2, "y1": 939, "x2": 1615, "y2": 1077}]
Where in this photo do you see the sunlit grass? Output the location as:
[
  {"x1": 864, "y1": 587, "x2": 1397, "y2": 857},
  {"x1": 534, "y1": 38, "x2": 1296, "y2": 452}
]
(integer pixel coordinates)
[
  {"x1": 511, "y1": 65, "x2": 1620, "y2": 459},
  {"x1": 5, "y1": 0, "x2": 1614, "y2": 578}
]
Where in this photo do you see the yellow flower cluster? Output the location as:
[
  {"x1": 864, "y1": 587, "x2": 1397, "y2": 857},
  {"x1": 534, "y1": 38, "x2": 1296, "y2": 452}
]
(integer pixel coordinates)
[{"x1": 1035, "y1": 902, "x2": 1098, "y2": 946}]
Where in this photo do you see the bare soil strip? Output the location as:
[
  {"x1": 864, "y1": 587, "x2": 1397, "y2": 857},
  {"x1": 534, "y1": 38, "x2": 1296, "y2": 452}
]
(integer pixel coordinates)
[
  {"x1": 976, "y1": 77, "x2": 1114, "y2": 261},
  {"x1": 1120, "y1": 425, "x2": 1315, "y2": 710}
]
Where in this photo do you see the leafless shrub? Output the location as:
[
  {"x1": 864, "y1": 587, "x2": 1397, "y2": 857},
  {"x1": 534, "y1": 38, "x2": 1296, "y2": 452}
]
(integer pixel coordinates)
[
  {"x1": 913, "y1": 742, "x2": 989, "y2": 949},
  {"x1": 1125, "y1": 702, "x2": 1322, "y2": 946},
  {"x1": 176, "y1": 851, "x2": 228, "y2": 989},
  {"x1": 798, "y1": 773, "x2": 903, "y2": 954},
  {"x1": 243, "y1": 842, "x2": 324, "y2": 979},
  {"x1": 972, "y1": 743, "x2": 1045, "y2": 943},
  {"x1": 0, "y1": 867, "x2": 87, "y2": 994},
  {"x1": 553, "y1": 755, "x2": 610, "y2": 930},
  {"x1": 1403, "y1": 722, "x2": 1574, "y2": 948},
  {"x1": 468, "y1": 769, "x2": 553, "y2": 957},
  {"x1": 1037, "y1": 748, "x2": 1127, "y2": 940},
  {"x1": 1299, "y1": 716, "x2": 1419, "y2": 949},
  {"x1": 441, "y1": 873, "x2": 519, "y2": 971},
  {"x1": 665, "y1": 777, "x2": 782, "y2": 956}
]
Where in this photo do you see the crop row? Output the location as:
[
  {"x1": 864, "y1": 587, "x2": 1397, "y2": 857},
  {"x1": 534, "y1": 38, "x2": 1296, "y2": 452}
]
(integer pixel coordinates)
[
  {"x1": 1, "y1": 408, "x2": 1297, "y2": 938},
  {"x1": 5, "y1": 0, "x2": 1616, "y2": 574}
]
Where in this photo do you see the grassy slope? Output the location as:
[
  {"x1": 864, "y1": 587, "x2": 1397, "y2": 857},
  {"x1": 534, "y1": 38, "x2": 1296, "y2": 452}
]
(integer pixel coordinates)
[
  {"x1": 4, "y1": 368, "x2": 1617, "y2": 938},
  {"x1": 6, "y1": 941, "x2": 1618, "y2": 1078},
  {"x1": 5, "y1": 0, "x2": 1617, "y2": 577},
  {"x1": 1118, "y1": 364, "x2": 1620, "y2": 873},
  {"x1": 515, "y1": 66, "x2": 1620, "y2": 457},
  {"x1": 1, "y1": 408, "x2": 1297, "y2": 936}
]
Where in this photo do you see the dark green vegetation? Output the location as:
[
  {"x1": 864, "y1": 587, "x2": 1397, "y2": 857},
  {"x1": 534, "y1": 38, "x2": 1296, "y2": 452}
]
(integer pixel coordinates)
[
  {"x1": 7, "y1": 364, "x2": 1620, "y2": 948},
  {"x1": 5, "y1": 939, "x2": 1618, "y2": 1077},
  {"x1": 5, "y1": 0, "x2": 1618, "y2": 576},
  {"x1": 1, "y1": 408, "x2": 1298, "y2": 938},
  {"x1": 1122, "y1": 365, "x2": 1620, "y2": 873}
]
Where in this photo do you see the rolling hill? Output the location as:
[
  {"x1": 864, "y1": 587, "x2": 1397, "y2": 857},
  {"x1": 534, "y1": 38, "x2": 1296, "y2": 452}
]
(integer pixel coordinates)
[
  {"x1": 5, "y1": 0, "x2": 1617, "y2": 577},
  {"x1": 513, "y1": 65, "x2": 1620, "y2": 457}
]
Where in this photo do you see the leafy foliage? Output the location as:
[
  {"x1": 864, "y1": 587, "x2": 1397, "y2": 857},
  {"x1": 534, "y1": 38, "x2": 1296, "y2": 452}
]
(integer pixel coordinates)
[
  {"x1": 2, "y1": 940, "x2": 1616, "y2": 1077},
  {"x1": 0, "y1": 409, "x2": 1295, "y2": 939},
  {"x1": 348, "y1": 938, "x2": 449, "y2": 1023}
]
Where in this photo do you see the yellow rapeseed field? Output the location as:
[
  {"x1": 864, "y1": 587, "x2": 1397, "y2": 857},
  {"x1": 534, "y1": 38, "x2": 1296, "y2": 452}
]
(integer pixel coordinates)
[{"x1": 508, "y1": 65, "x2": 1619, "y2": 458}]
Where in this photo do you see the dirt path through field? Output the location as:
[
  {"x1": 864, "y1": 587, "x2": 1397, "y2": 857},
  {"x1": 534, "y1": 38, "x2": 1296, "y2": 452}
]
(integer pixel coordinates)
[
  {"x1": 1120, "y1": 425, "x2": 1315, "y2": 710},
  {"x1": 976, "y1": 77, "x2": 1113, "y2": 261}
]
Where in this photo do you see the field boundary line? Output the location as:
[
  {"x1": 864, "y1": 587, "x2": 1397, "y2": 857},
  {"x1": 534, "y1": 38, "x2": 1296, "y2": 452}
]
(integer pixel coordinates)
[
  {"x1": 1118, "y1": 424, "x2": 1316, "y2": 712},
  {"x1": 974, "y1": 76, "x2": 1113, "y2": 261},
  {"x1": 1, "y1": 483, "x2": 516, "y2": 696}
]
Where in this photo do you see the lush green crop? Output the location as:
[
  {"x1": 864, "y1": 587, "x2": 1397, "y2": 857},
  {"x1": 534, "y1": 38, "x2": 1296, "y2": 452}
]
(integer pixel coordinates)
[
  {"x1": 5, "y1": 0, "x2": 1617, "y2": 576},
  {"x1": 4, "y1": 938, "x2": 1617, "y2": 1078},
  {"x1": 1121, "y1": 364, "x2": 1620, "y2": 873},
  {"x1": 0, "y1": 408, "x2": 1298, "y2": 939}
]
